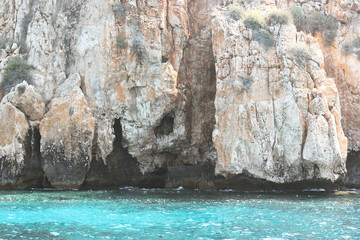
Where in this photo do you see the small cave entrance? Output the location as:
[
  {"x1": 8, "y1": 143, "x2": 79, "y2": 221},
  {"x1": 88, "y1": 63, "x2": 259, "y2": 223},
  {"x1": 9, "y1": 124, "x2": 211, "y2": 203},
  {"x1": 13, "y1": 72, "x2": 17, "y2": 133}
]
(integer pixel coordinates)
[
  {"x1": 22, "y1": 126, "x2": 44, "y2": 188},
  {"x1": 154, "y1": 113, "x2": 174, "y2": 138},
  {"x1": 344, "y1": 151, "x2": 360, "y2": 188},
  {"x1": 83, "y1": 118, "x2": 167, "y2": 189}
]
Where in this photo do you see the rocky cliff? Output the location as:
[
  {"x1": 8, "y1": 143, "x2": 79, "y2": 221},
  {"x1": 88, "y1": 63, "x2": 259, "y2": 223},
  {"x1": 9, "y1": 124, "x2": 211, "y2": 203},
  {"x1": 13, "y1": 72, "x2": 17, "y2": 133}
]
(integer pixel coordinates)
[{"x1": 0, "y1": 0, "x2": 359, "y2": 190}]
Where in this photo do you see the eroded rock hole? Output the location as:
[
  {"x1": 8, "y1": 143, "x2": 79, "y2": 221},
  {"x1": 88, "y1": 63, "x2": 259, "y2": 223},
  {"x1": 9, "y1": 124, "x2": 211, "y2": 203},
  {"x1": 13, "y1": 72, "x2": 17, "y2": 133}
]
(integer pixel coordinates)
[
  {"x1": 154, "y1": 114, "x2": 174, "y2": 138},
  {"x1": 22, "y1": 126, "x2": 43, "y2": 188},
  {"x1": 83, "y1": 119, "x2": 167, "y2": 189},
  {"x1": 161, "y1": 56, "x2": 168, "y2": 63}
]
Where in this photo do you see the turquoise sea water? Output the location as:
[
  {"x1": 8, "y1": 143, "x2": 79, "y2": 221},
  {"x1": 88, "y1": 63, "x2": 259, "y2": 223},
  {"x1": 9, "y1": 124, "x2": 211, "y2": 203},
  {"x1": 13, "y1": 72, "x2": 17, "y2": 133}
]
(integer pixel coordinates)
[{"x1": 0, "y1": 188, "x2": 359, "y2": 239}]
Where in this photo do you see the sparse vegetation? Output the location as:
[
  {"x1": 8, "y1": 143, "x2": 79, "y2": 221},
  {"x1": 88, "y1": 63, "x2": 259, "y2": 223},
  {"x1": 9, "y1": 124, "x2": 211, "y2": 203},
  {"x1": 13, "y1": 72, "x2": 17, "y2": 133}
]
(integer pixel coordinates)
[
  {"x1": 1, "y1": 56, "x2": 34, "y2": 93},
  {"x1": 234, "y1": 0, "x2": 245, "y2": 4},
  {"x1": 290, "y1": 6, "x2": 339, "y2": 46},
  {"x1": 306, "y1": 12, "x2": 338, "y2": 45},
  {"x1": 16, "y1": 84, "x2": 26, "y2": 95},
  {"x1": 242, "y1": 10, "x2": 274, "y2": 50},
  {"x1": 243, "y1": 10, "x2": 264, "y2": 31},
  {"x1": 20, "y1": 13, "x2": 33, "y2": 41},
  {"x1": 288, "y1": 42, "x2": 311, "y2": 66},
  {"x1": 0, "y1": 37, "x2": 6, "y2": 49},
  {"x1": 253, "y1": 29, "x2": 274, "y2": 49},
  {"x1": 290, "y1": 5, "x2": 305, "y2": 31},
  {"x1": 112, "y1": 3, "x2": 127, "y2": 19},
  {"x1": 116, "y1": 36, "x2": 128, "y2": 49},
  {"x1": 228, "y1": 5, "x2": 243, "y2": 21},
  {"x1": 131, "y1": 34, "x2": 148, "y2": 63},
  {"x1": 269, "y1": 9, "x2": 291, "y2": 25},
  {"x1": 241, "y1": 76, "x2": 253, "y2": 89},
  {"x1": 0, "y1": 38, "x2": 28, "y2": 54},
  {"x1": 342, "y1": 37, "x2": 360, "y2": 60}
]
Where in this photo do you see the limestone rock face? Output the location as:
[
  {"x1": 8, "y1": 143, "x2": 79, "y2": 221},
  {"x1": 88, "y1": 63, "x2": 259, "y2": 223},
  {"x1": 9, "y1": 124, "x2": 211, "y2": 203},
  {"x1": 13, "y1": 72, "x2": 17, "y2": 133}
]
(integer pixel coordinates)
[
  {"x1": 0, "y1": 83, "x2": 43, "y2": 188},
  {"x1": 211, "y1": 7, "x2": 347, "y2": 183},
  {"x1": 0, "y1": 0, "x2": 358, "y2": 189},
  {"x1": 0, "y1": 103, "x2": 29, "y2": 185},
  {"x1": 39, "y1": 75, "x2": 95, "y2": 188},
  {"x1": 2, "y1": 82, "x2": 45, "y2": 121}
]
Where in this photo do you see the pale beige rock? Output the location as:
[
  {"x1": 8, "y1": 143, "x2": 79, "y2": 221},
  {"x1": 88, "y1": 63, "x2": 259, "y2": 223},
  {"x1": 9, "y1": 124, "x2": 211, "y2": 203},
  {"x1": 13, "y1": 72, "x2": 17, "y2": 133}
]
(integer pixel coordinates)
[
  {"x1": 2, "y1": 81, "x2": 45, "y2": 121},
  {"x1": 39, "y1": 75, "x2": 95, "y2": 188},
  {"x1": 0, "y1": 0, "x2": 358, "y2": 188},
  {"x1": 0, "y1": 102, "x2": 29, "y2": 185},
  {"x1": 211, "y1": 6, "x2": 347, "y2": 183}
]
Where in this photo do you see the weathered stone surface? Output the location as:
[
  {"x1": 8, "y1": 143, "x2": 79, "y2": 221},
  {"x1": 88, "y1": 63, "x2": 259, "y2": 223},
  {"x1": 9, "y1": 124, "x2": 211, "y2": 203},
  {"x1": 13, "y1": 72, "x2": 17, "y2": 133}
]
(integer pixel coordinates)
[
  {"x1": 2, "y1": 81, "x2": 45, "y2": 121},
  {"x1": 0, "y1": 101, "x2": 42, "y2": 188},
  {"x1": 211, "y1": 6, "x2": 347, "y2": 184},
  {"x1": 39, "y1": 75, "x2": 95, "y2": 188},
  {"x1": 0, "y1": 0, "x2": 359, "y2": 189}
]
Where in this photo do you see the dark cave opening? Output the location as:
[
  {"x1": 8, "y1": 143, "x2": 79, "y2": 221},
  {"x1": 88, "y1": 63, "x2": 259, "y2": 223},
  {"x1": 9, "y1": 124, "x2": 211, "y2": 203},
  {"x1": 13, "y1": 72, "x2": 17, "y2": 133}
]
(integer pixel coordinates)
[
  {"x1": 344, "y1": 151, "x2": 360, "y2": 188},
  {"x1": 154, "y1": 114, "x2": 174, "y2": 138},
  {"x1": 83, "y1": 118, "x2": 167, "y2": 189},
  {"x1": 22, "y1": 126, "x2": 44, "y2": 188}
]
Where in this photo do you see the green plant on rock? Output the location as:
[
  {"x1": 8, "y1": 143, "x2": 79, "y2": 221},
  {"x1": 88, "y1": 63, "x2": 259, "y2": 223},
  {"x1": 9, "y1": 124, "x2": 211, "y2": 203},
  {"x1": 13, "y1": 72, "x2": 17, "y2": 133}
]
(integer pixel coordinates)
[
  {"x1": 228, "y1": 5, "x2": 243, "y2": 21},
  {"x1": 116, "y1": 36, "x2": 128, "y2": 49},
  {"x1": 269, "y1": 9, "x2": 291, "y2": 25},
  {"x1": 131, "y1": 34, "x2": 148, "y2": 64},
  {"x1": 0, "y1": 37, "x2": 6, "y2": 49},
  {"x1": 288, "y1": 42, "x2": 311, "y2": 66},
  {"x1": 20, "y1": 13, "x2": 33, "y2": 41},
  {"x1": 243, "y1": 10, "x2": 264, "y2": 31},
  {"x1": 241, "y1": 76, "x2": 253, "y2": 89},
  {"x1": 290, "y1": 5, "x2": 305, "y2": 31},
  {"x1": 290, "y1": 7, "x2": 339, "y2": 46},
  {"x1": 1, "y1": 56, "x2": 34, "y2": 93},
  {"x1": 342, "y1": 37, "x2": 360, "y2": 60},
  {"x1": 305, "y1": 11, "x2": 339, "y2": 46},
  {"x1": 253, "y1": 29, "x2": 274, "y2": 49},
  {"x1": 16, "y1": 84, "x2": 26, "y2": 95},
  {"x1": 112, "y1": 3, "x2": 127, "y2": 19},
  {"x1": 234, "y1": 0, "x2": 245, "y2": 4},
  {"x1": 0, "y1": 38, "x2": 28, "y2": 54},
  {"x1": 242, "y1": 10, "x2": 274, "y2": 50}
]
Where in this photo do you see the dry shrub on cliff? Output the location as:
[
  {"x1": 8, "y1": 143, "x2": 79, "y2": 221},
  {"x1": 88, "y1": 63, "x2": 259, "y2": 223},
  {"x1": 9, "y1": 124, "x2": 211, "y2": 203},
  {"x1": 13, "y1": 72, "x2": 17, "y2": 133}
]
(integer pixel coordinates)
[
  {"x1": 20, "y1": 13, "x2": 33, "y2": 41},
  {"x1": 0, "y1": 37, "x2": 6, "y2": 49},
  {"x1": 0, "y1": 38, "x2": 28, "y2": 54},
  {"x1": 228, "y1": 5, "x2": 243, "y2": 21},
  {"x1": 269, "y1": 9, "x2": 291, "y2": 25},
  {"x1": 244, "y1": 10, "x2": 264, "y2": 31},
  {"x1": 305, "y1": 12, "x2": 339, "y2": 46},
  {"x1": 288, "y1": 42, "x2": 311, "y2": 66},
  {"x1": 343, "y1": 37, "x2": 360, "y2": 60},
  {"x1": 1, "y1": 56, "x2": 34, "y2": 93},
  {"x1": 243, "y1": 11, "x2": 274, "y2": 50},
  {"x1": 290, "y1": 7, "x2": 338, "y2": 46},
  {"x1": 112, "y1": 3, "x2": 127, "y2": 19},
  {"x1": 131, "y1": 34, "x2": 148, "y2": 63},
  {"x1": 241, "y1": 76, "x2": 253, "y2": 89},
  {"x1": 116, "y1": 36, "x2": 128, "y2": 49},
  {"x1": 253, "y1": 29, "x2": 274, "y2": 49},
  {"x1": 234, "y1": 0, "x2": 245, "y2": 4},
  {"x1": 290, "y1": 5, "x2": 305, "y2": 31}
]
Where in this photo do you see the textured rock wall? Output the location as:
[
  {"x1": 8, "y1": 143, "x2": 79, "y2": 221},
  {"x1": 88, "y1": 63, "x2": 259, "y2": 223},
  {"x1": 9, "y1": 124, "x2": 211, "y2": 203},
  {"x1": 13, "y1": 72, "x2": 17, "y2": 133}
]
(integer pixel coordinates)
[
  {"x1": 0, "y1": 0, "x2": 359, "y2": 189},
  {"x1": 211, "y1": 5, "x2": 347, "y2": 184}
]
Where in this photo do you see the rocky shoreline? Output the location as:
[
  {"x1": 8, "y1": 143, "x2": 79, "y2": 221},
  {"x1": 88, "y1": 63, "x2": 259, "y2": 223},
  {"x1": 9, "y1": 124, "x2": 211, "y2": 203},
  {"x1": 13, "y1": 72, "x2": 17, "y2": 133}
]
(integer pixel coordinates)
[{"x1": 0, "y1": 0, "x2": 359, "y2": 190}]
